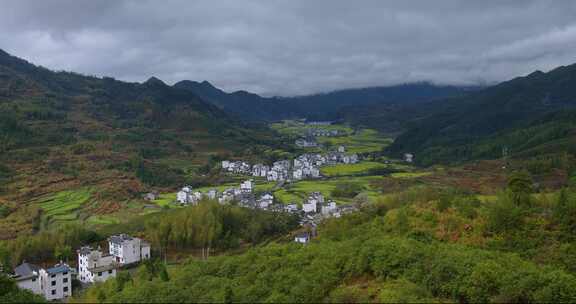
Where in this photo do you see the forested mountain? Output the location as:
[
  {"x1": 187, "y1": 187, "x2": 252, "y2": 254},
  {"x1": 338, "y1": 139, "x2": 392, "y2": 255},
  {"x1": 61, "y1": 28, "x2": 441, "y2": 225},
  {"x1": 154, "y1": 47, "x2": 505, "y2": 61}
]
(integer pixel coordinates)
[
  {"x1": 174, "y1": 80, "x2": 298, "y2": 120},
  {"x1": 0, "y1": 49, "x2": 279, "y2": 238},
  {"x1": 388, "y1": 64, "x2": 576, "y2": 165},
  {"x1": 175, "y1": 80, "x2": 470, "y2": 121}
]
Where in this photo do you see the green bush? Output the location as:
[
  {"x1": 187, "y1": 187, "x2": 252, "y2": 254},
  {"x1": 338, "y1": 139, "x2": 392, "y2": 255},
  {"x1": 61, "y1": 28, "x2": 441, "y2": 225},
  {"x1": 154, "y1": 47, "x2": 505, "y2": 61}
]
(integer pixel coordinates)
[{"x1": 331, "y1": 182, "x2": 364, "y2": 198}]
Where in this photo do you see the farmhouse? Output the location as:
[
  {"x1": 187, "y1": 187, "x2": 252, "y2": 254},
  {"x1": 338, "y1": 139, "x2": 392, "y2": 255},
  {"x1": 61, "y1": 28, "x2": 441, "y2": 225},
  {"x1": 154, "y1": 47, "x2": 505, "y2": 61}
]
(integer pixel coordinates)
[
  {"x1": 77, "y1": 246, "x2": 117, "y2": 284},
  {"x1": 257, "y1": 193, "x2": 274, "y2": 209},
  {"x1": 13, "y1": 263, "x2": 42, "y2": 296},
  {"x1": 177, "y1": 186, "x2": 198, "y2": 205},
  {"x1": 143, "y1": 191, "x2": 159, "y2": 201},
  {"x1": 108, "y1": 234, "x2": 151, "y2": 266}
]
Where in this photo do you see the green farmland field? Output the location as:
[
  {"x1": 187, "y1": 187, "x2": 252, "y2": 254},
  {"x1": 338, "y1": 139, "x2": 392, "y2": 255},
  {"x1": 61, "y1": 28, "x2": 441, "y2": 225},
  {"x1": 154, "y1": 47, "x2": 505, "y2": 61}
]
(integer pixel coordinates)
[
  {"x1": 38, "y1": 188, "x2": 92, "y2": 225},
  {"x1": 321, "y1": 161, "x2": 387, "y2": 177}
]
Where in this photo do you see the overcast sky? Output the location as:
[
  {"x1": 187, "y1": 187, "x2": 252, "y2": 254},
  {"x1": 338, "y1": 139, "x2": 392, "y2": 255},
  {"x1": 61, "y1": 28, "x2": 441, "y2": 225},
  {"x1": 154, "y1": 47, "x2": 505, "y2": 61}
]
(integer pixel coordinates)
[{"x1": 1, "y1": 0, "x2": 576, "y2": 96}]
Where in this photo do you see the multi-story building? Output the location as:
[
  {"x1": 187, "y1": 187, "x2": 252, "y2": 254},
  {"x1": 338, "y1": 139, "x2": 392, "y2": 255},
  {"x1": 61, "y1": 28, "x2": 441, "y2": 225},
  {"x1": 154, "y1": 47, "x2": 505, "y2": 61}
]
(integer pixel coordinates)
[
  {"x1": 77, "y1": 246, "x2": 117, "y2": 284},
  {"x1": 108, "y1": 234, "x2": 151, "y2": 265}
]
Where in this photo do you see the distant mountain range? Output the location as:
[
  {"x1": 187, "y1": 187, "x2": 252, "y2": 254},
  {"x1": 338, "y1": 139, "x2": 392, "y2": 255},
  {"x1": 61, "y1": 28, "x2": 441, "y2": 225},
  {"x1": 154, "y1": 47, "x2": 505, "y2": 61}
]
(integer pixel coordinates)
[
  {"x1": 174, "y1": 80, "x2": 473, "y2": 122},
  {"x1": 387, "y1": 64, "x2": 576, "y2": 165}
]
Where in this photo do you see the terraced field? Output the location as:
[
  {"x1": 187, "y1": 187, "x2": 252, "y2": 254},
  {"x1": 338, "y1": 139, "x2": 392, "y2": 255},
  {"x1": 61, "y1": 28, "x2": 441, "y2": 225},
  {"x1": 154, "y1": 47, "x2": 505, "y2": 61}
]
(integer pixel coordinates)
[{"x1": 38, "y1": 188, "x2": 93, "y2": 225}]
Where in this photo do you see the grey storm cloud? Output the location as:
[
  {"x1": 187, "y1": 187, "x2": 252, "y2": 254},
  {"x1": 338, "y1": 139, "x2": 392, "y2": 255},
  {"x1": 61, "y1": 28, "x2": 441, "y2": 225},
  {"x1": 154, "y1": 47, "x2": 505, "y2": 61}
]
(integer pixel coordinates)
[{"x1": 1, "y1": 0, "x2": 576, "y2": 96}]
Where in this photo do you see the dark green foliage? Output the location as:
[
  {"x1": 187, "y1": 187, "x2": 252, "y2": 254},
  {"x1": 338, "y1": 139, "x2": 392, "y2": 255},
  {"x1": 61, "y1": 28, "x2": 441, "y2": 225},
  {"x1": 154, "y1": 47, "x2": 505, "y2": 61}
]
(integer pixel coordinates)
[
  {"x1": 139, "y1": 147, "x2": 166, "y2": 159},
  {"x1": 486, "y1": 194, "x2": 525, "y2": 234},
  {"x1": 138, "y1": 259, "x2": 170, "y2": 282},
  {"x1": 69, "y1": 143, "x2": 96, "y2": 155},
  {"x1": 145, "y1": 202, "x2": 299, "y2": 259},
  {"x1": 135, "y1": 162, "x2": 184, "y2": 187},
  {"x1": 0, "y1": 205, "x2": 9, "y2": 218},
  {"x1": 553, "y1": 189, "x2": 576, "y2": 237},
  {"x1": 506, "y1": 171, "x2": 534, "y2": 207},
  {"x1": 1, "y1": 223, "x2": 100, "y2": 268},
  {"x1": 331, "y1": 182, "x2": 364, "y2": 198},
  {"x1": 115, "y1": 272, "x2": 133, "y2": 292},
  {"x1": 388, "y1": 64, "x2": 576, "y2": 165},
  {"x1": 81, "y1": 215, "x2": 576, "y2": 303}
]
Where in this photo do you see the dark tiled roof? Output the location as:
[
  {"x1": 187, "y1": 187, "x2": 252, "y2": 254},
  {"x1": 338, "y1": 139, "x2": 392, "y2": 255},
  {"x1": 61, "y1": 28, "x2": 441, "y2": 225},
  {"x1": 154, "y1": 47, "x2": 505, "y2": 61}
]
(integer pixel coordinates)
[
  {"x1": 109, "y1": 234, "x2": 133, "y2": 244},
  {"x1": 46, "y1": 264, "x2": 70, "y2": 275},
  {"x1": 14, "y1": 263, "x2": 40, "y2": 279},
  {"x1": 78, "y1": 246, "x2": 93, "y2": 255}
]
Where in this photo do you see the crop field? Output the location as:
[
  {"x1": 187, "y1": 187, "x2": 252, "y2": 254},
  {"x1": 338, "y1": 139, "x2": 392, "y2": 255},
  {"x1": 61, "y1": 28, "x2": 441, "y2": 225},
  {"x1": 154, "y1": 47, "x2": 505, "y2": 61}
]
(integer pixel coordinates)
[
  {"x1": 85, "y1": 215, "x2": 121, "y2": 226},
  {"x1": 273, "y1": 175, "x2": 384, "y2": 204},
  {"x1": 321, "y1": 161, "x2": 387, "y2": 176},
  {"x1": 38, "y1": 188, "x2": 93, "y2": 225},
  {"x1": 390, "y1": 172, "x2": 433, "y2": 179},
  {"x1": 317, "y1": 129, "x2": 393, "y2": 153},
  {"x1": 271, "y1": 120, "x2": 354, "y2": 137}
]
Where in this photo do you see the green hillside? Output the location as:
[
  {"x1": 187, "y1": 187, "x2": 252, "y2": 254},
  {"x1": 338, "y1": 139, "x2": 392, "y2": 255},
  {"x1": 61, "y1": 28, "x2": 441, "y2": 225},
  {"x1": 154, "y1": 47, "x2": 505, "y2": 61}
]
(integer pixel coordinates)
[
  {"x1": 0, "y1": 49, "x2": 280, "y2": 239},
  {"x1": 387, "y1": 64, "x2": 576, "y2": 165}
]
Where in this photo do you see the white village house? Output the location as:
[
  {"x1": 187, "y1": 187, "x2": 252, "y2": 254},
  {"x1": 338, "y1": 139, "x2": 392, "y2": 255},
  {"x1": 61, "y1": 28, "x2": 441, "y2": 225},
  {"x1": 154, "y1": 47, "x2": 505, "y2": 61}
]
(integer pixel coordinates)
[
  {"x1": 257, "y1": 193, "x2": 274, "y2": 209},
  {"x1": 404, "y1": 153, "x2": 414, "y2": 163},
  {"x1": 302, "y1": 199, "x2": 318, "y2": 213},
  {"x1": 12, "y1": 263, "x2": 42, "y2": 296},
  {"x1": 13, "y1": 262, "x2": 72, "y2": 301},
  {"x1": 77, "y1": 246, "x2": 117, "y2": 284},
  {"x1": 294, "y1": 232, "x2": 311, "y2": 244},
  {"x1": 321, "y1": 201, "x2": 338, "y2": 216},
  {"x1": 177, "y1": 186, "x2": 200, "y2": 205},
  {"x1": 240, "y1": 180, "x2": 253, "y2": 193},
  {"x1": 108, "y1": 234, "x2": 151, "y2": 266}
]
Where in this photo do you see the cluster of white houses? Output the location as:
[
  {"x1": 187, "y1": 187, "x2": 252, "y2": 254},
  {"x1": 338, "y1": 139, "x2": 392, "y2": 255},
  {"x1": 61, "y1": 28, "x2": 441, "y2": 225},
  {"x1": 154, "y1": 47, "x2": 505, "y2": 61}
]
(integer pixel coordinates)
[
  {"x1": 175, "y1": 180, "x2": 356, "y2": 224},
  {"x1": 308, "y1": 128, "x2": 342, "y2": 137},
  {"x1": 221, "y1": 146, "x2": 359, "y2": 182},
  {"x1": 11, "y1": 234, "x2": 150, "y2": 301}
]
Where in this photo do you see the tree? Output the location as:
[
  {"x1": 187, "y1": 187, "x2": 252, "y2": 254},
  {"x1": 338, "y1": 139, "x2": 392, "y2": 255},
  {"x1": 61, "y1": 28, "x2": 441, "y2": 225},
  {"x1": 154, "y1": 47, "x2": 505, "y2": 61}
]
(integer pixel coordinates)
[
  {"x1": 506, "y1": 171, "x2": 533, "y2": 207},
  {"x1": 0, "y1": 244, "x2": 11, "y2": 273},
  {"x1": 54, "y1": 245, "x2": 72, "y2": 263},
  {"x1": 115, "y1": 271, "x2": 132, "y2": 292},
  {"x1": 486, "y1": 193, "x2": 524, "y2": 234},
  {"x1": 552, "y1": 189, "x2": 576, "y2": 236},
  {"x1": 353, "y1": 193, "x2": 370, "y2": 209},
  {"x1": 147, "y1": 219, "x2": 172, "y2": 264}
]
